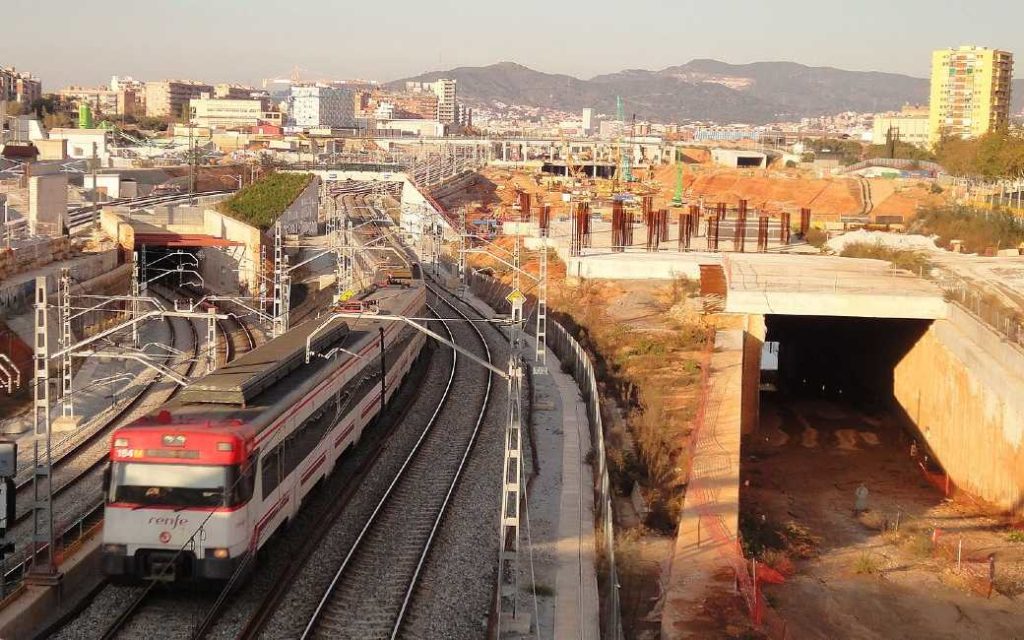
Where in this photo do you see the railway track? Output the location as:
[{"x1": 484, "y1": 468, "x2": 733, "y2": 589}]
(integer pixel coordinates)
[
  {"x1": 297, "y1": 285, "x2": 494, "y2": 639},
  {"x1": 4, "y1": 290, "x2": 202, "y2": 587},
  {"x1": 216, "y1": 313, "x2": 257, "y2": 366},
  {"x1": 51, "y1": 194, "x2": 507, "y2": 640}
]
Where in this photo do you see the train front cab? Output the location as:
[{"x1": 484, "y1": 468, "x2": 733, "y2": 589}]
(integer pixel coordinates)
[{"x1": 101, "y1": 428, "x2": 257, "y2": 583}]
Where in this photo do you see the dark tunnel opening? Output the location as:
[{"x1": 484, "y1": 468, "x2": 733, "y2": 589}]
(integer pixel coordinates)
[{"x1": 764, "y1": 315, "x2": 932, "y2": 408}]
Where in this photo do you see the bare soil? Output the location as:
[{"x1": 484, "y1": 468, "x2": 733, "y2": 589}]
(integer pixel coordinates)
[{"x1": 744, "y1": 397, "x2": 1024, "y2": 640}]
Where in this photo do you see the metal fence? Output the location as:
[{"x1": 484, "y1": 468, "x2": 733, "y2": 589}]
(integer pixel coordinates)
[
  {"x1": 546, "y1": 321, "x2": 623, "y2": 640},
  {"x1": 934, "y1": 275, "x2": 1024, "y2": 349},
  {"x1": 465, "y1": 271, "x2": 622, "y2": 640}
]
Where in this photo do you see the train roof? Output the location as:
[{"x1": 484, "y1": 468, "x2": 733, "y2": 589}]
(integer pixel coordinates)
[
  {"x1": 178, "y1": 318, "x2": 349, "y2": 406},
  {"x1": 118, "y1": 279, "x2": 425, "y2": 441}
]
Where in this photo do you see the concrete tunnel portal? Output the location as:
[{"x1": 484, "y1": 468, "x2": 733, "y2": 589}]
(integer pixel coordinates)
[{"x1": 763, "y1": 315, "x2": 932, "y2": 406}]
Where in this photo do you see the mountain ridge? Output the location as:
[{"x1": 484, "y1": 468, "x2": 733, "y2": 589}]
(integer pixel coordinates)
[{"x1": 391, "y1": 59, "x2": 1024, "y2": 125}]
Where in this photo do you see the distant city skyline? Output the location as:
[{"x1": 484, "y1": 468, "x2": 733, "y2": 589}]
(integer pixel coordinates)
[{"x1": 5, "y1": 0, "x2": 1022, "y2": 89}]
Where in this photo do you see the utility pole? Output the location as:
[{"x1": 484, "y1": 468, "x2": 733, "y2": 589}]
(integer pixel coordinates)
[
  {"x1": 90, "y1": 142, "x2": 99, "y2": 229},
  {"x1": 130, "y1": 252, "x2": 141, "y2": 350},
  {"x1": 206, "y1": 307, "x2": 217, "y2": 373},
  {"x1": 272, "y1": 223, "x2": 289, "y2": 337},
  {"x1": 59, "y1": 269, "x2": 73, "y2": 419},
  {"x1": 496, "y1": 355, "x2": 525, "y2": 635},
  {"x1": 458, "y1": 206, "x2": 468, "y2": 297},
  {"x1": 186, "y1": 104, "x2": 197, "y2": 206},
  {"x1": 28, "y1": 276, "x2": 58, "y2": 584},
  {"x1": 535, "y1": 230, "x2": 548, "y2": 369},
  {"x1": 510, "y1": 232, "x2": 522, "y2": 350}
]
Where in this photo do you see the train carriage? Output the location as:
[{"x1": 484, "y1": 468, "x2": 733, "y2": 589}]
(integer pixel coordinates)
[{"x1": 102, "y1": 278, "x2": 426, "y2": 582}]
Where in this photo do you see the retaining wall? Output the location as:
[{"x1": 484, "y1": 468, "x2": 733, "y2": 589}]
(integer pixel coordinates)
[{"x1": 894, "y1": 305, "x2": 1024, "y2": 512}]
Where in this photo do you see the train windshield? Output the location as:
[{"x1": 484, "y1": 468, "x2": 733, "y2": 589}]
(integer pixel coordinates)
[{"x1": 109, "y1": 462, "x2": 241, "y2": 508}]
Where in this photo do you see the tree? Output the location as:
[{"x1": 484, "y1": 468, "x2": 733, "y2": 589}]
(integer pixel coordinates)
[
  {"x1": 934, "y1": 128, "x2": 1024, "y2": 179},
  {"x1": 136, "y1": 116, "x2": 170, "y2": 132},
  {"x1": 43, "y1": 111, "x2": 74, "y2": 129},
  {"x1": 865, "y1": 141, "x2": 935, "y2": 163}
]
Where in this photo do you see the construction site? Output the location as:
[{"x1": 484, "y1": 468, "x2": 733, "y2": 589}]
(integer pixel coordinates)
[
  {"x1": 0, "y1": 117, "x2": 1023, "y2": 640},
  {"x1": 434, "y1": 137, "x2": 1024, "y2": 639}
]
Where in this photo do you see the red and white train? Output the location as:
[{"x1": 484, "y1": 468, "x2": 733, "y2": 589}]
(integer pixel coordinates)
[{"x1": 101, "y1": 274, "x2": 426, "y2": 582}]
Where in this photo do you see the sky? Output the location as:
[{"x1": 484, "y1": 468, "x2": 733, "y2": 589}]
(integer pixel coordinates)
[{"x1": 5, "y1": 0, "x2": 1022, "y2": 89}]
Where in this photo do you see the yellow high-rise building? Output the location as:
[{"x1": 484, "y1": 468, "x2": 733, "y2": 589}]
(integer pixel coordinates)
[{"x1": 928, "y1": 46, "x2": 1013, "y2": 147}]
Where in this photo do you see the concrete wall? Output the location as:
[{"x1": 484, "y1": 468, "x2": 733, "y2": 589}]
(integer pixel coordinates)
[
  {"x1": 894, "y1": 304, "x2": 1024, "y2": 512},
  {"x1": 201, "y1": 208, "x2": 262, "y2": 294},
  {"x1": 199, "y1": 243, "x2": 247, "y2": 295},
  {"x1": 278, "y1": 175, "x2": 320, "y2": 236},
  {"x1": 742, "y1": 315, "x2": 766, "y2": 435},
  {"x1": 28, "y1": 173, "x2": 67, "y2": 236}
]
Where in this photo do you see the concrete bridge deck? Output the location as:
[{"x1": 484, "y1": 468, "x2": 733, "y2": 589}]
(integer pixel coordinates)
[{"x1": 525, "y1": 220, "x2": 948, "y2": 320}]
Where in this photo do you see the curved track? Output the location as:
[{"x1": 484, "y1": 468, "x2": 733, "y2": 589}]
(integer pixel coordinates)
[
  {"x1": 299, "y1": 285, "x2": 494, "y2": 640},
  {"x1": 6, "y1": 289, "x2": 201, "y2": 587}
]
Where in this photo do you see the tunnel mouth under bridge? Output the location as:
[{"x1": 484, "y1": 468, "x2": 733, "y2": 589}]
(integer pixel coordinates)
[
  {"x1": 738, "y1": 314, "x2": 1023, "y2": 638},
  {"x1": 763, "y1": 315, "x2": 931, "y2": 406}
]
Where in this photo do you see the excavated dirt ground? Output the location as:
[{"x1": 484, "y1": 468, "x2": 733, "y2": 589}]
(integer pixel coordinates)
[
  {"x1": 443, "y1": 164, "x2": 946, "y2": 230},
  {"x1": 745, "y1": 397, "x2": 1024, "y2": 640}
]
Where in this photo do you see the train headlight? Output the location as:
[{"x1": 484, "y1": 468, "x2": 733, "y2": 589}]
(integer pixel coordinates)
[
  {"x1": 113, "y1": 438, "x2": 129, "y2": 448},
  {"x1": 205, "y1": 548, "x2": 230, "y2": 559},
  {"x1": 104, "y1": 544, "x2": 127, "y2": 555}
]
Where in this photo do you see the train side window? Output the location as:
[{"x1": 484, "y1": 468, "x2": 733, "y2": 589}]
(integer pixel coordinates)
[
  {"x1": 234, "y1": 457, "x2": 256, "y2": 505},
  {"x1": 261, "y1": 449, "x2": 281, "y2": 499}
]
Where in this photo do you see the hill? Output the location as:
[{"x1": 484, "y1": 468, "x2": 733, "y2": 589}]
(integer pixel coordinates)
[{"x1": 393, "y1": 59, "x2": 1024, "y2": 124}]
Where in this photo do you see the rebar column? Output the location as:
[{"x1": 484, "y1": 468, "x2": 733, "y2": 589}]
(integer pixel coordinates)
[
  {"x1": 757, "y1": 215, "x2": 769, "y2": 252},
  {"x1": 539, "y1": 204, "x2": 551, "y2": 232},
  {"x1": 581, "y1": 201, "x2": 592, "y2": 248},
  {"x1": 625, "y1": 206, "x2": 634, "y2": 248},
  {"x1": 708, "y1": 214, "x2": 720, "y2": 252},
  {"x1": 780, "y1": 212, "x2": 791, "y2": 245},
  {"x1": 611, "y1": 200, "x2": 624, "y2": 252},
  {"x1": 570, "y1": 202, "x2": 583, "y2": 257},
  {"x1": 735, "y1": 199, "x2": 748, "y2": 253},
  {"x1": 800, "y1": 207, "x2": 811, "y2": 236}
]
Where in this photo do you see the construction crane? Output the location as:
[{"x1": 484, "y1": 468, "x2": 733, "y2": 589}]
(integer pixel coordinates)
[{"x1": 613, "y1": 96, "x2": 634, "y2": 187}]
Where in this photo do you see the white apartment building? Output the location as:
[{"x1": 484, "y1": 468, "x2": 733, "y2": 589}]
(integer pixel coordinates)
[
  {"x1": 430, "y1": 79, "x2": 457, "y2": 124},
  {"x1": 289, "y1": 86, "x2": 356, "y2": 128}
]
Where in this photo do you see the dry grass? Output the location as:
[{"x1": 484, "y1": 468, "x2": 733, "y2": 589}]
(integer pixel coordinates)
[
  {"x1": 857, "y1": 511, "x2": 887, "y2": 532},
  {"x1": 853, "y1": 553, "x2": 881, "y2": 575},
  {"x1": 760, "y1": 549, "x2": 796, "y2": 577},
  {"x1": 901, "y1": 533, "x2": 934, "y2": 559}
]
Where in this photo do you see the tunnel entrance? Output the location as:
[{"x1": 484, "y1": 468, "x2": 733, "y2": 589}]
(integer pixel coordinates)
[
  {"x1": 763, "y1": 315, "x2": 931, "y2": 406},
  {"x1": 737, "y1": 315, "x2": 1017, "y2": 638}
]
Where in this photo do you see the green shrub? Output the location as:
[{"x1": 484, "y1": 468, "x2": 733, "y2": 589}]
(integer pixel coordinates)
[
  {"x1": 216, "y1": 172, "x2": 314, "y2": 230},
  {"x1": 910, "y1": 205, "x2": 1024, "y2": 254}
]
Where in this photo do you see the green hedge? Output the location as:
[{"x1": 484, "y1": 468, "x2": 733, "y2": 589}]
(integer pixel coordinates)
[{"x1": 216, "y1": 172, "x2": 313, "y2": 230}]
